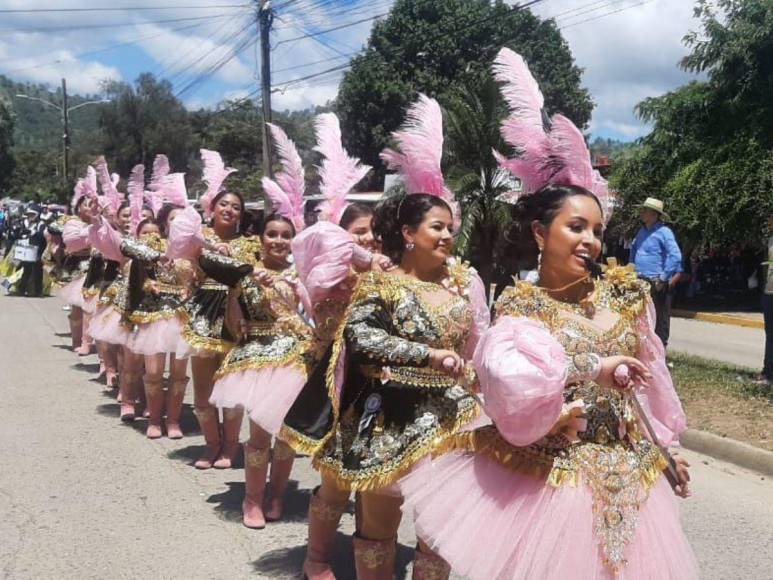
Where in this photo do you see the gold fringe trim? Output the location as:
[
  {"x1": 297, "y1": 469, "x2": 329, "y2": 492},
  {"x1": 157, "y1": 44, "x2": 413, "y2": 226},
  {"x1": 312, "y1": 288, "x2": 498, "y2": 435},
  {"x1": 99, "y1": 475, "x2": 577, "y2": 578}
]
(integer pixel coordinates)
[
  {"x1": 127, "y1": 308, "x2": 186, "y2": 325},
  {"x1": 278, "y1": 424, "x2": 324, "y2": 455},
  {"x1": 181, "y1": 325, "x2": 234, "y2": 355},
  {"x1": 212, "y1": 344, "x2": 310, "y2": 382},
  {"x1": 82, "y1": 287, "x2": 100, "y2": 298},
  {"x1": 311, "y1": 401, "x2": 480, "y2": 492}
]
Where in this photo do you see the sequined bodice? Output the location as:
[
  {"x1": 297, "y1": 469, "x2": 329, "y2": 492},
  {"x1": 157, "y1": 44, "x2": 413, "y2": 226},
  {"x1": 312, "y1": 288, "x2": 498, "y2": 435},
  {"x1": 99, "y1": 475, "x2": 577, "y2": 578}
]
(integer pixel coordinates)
[{"x1": 390, "y1": 281, "x2": 472, "y2": 352}]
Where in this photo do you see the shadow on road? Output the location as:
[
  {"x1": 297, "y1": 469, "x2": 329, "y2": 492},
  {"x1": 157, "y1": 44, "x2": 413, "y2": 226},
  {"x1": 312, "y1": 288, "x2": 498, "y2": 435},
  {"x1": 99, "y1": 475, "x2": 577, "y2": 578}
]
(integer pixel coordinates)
[{"x1": 250, "y1": 535, "x2": 414, "y2": 580}]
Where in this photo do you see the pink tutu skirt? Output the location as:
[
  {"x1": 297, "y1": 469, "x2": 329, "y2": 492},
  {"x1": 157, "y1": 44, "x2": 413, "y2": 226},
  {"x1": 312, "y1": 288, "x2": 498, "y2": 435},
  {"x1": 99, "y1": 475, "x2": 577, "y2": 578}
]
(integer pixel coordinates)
[
  {"x1": 81, "y1": 293, "x2": 99, "y2": 314},
  {"x1": 89, "y1": 306, "x2": 130, "y2": 346},
  {"x1": 401, "y1": 451, "x2": 698, "y2": 580},
  {"x1": 210, "y1": 365, "x2": 306, "y2": 435},
  {"x1": 127, "y1": 315, "x2": 187, "y2": 357},
  {"x1": 55, "y1": 276, "x2": 86, "y2": 308}
]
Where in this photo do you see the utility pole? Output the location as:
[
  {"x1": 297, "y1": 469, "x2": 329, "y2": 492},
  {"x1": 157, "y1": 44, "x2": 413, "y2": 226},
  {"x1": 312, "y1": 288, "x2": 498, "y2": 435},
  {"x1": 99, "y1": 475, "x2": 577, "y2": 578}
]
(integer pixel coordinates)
[
  {"x1": 259, "y1": 0, "x2": 273, "y2": 180},
  {"x1": 61, "y1": 78, "x2": 70, "y2": 184},
  {"x1": 15, "y1": 79, "x2": 109, "y2": 187}
]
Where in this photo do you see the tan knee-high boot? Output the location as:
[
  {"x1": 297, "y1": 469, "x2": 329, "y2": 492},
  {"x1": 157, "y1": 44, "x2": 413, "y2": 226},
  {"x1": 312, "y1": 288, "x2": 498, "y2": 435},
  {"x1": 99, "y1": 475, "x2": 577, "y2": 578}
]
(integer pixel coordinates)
[
  {"x1": 69, "y1": 312, "x2": 83, "y2": 350},
  {"x1": 119, "y1": 369, "x2": 138, "y2": 422},
  {"x1": 411, "y1": 547, "x2": 451, "y2": 580},
  {"x1": 193, "y1": 406, "x2": 221, "y2": 469},
  {"x1": 165, "y1": 377, "x2": 189, "y2": 439},
  {"x1": 242, "y1": 443, "x2": 270, "y2": 529},
  {"x1": 144, "y1": 374, "x2": 164, "y2": 439},
  {"x1": 214, "y1": 407, "x2": 243, "y2": 469},
  {"x1": 265, "y1": 440, "x2": 295, "y2": 521},
  {"x1": 303, "y1": 491, "x2": 348, "y2": 580},
  {"x1": 76, "y1": 313, "x2": 93, "y2": 356},
  {"x1": 353, "y1": 536, "x2": 397, "y2": 580}
]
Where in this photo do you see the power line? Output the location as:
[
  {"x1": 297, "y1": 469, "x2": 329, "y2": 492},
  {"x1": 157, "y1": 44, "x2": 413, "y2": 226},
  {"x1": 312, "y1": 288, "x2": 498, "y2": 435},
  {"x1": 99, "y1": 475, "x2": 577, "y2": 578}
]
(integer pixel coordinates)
[
  {"x1": 0, "y1": 14, "x2": 233, "y2": 34},
  {"x1": 0, "y1": 4, "x2": 249, "y2": 14},
  {"x1": 274, "y1": 12, "x2": 388, "y2": 46}
]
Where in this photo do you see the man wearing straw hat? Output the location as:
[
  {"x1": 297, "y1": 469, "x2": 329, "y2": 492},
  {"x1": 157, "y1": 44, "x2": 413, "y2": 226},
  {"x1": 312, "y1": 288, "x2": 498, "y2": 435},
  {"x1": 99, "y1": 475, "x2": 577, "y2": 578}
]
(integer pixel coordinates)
[{"x1": 630, "y1": 197, "x2": 683, "y2": 348}]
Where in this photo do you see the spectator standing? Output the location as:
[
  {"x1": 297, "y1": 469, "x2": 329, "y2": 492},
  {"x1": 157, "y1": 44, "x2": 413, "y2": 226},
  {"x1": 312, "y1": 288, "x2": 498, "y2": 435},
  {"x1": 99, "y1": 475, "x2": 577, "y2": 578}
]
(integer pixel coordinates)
[
  {"x1": 14, "y1": 204, "x2": 47, "y2": 297},
  {"x1": 630, "y1": 197, "x2": 683, "y2": 347},
  {"x1": 757, "y1": 216, "x2": 773, "y2": 385}
]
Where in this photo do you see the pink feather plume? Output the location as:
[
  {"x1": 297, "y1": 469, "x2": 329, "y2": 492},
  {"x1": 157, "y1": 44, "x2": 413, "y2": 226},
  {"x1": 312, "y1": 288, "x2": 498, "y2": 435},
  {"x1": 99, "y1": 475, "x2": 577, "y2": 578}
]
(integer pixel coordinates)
[
  {"x1": 161, "y1": 173, "x2": 188, "y2": 207},
  {"x1": 380, "y1": 94, "x2": 460, "y2": 228},
  {"x1": 262, "y1": 123, "x2": 306, "y2": 231},
  {"x1": 95, "y1": 156, "x2": 124, "y2": 214},
  {"x1": 313, "y1": 113, "x2": 371, "y2": 224},
  {"x1": 199, "y1": 149, "x2": 237, "y2": 219},
  {"x1": 149, "y1": 154, "x2": 170, "y2": 192},
  {"x1": 492, "y1": 47, "x2": 611, "y2": 222},
  {"x1": 128, "y1": 164, "x2": 145, "y2": 234}
]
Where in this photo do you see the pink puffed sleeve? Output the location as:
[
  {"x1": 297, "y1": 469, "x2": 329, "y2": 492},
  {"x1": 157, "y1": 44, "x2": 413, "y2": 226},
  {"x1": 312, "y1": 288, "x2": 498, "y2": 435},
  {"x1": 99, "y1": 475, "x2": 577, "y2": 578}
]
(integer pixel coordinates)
[
  {"x1": 292, "y1": 221, "x2": 359, "y2": 307},
  {"x1": 88, "y1": 217, "x2": 124, "y2": 262},
  {"x1": 634, "y1": 301, "x2": 687, "y2": 446},
  {"x1": 167, "y1": 206, "x2": 205, "y2": 260},
  {"x1": 62, "y1": 219, "x2": 90, "y2": 253},
  {"x1": 462, "y1": 271, "x2": 491, "y2": 359},
  {"x1": 472, "y1": 316, "x2": 568, "y2": 447}
]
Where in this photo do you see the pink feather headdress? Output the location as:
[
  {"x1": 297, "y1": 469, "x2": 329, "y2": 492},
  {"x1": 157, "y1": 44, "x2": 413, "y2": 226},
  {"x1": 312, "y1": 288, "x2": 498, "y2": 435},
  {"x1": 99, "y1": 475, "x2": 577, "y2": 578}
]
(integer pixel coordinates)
[
  {"x1": 261, "y1": 123, "x2": 306, "y2": 232},
  {"x1": 199, "y1": 149, "x2": 237, "y2": 220},
  {"x1": 379, "y1": 94, "x2": 461, "y2": 228},
  {"x1": 95, "y1": 156, "x2": 124, "y2": 215},
  {"x1": 128, "y1": 164, "x2": 145, "y2": 235},
  {"x1": 160, "y1": 173, "x2": 188, "y2": 208},
  {"x1": 492, "y1": 47, "x2": 613, "y2": 223},
  {"x1": 149, "y1": 154, "x2": 170, "y2": 192},
  {"x1": 70, "y1": 165, "x2": 98, "y2": 211},
  {"x1": 313, "y1": 113, "x2": 371, "y2": 225}
]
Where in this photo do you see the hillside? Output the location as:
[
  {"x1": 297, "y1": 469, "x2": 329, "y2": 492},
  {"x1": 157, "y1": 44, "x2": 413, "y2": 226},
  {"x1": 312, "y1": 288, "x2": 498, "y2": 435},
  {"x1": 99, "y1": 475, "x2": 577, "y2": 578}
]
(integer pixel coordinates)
[{"x1": 0, "y1": 75, "x2": 106, "y2": 152}]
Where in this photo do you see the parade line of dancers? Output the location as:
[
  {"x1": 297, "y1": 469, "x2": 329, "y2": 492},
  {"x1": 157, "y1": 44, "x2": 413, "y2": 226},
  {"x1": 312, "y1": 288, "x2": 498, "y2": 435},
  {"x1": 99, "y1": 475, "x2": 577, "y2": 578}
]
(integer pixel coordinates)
[{"x1": 42, "y1": 48, "x2": 698, "y2": 579}]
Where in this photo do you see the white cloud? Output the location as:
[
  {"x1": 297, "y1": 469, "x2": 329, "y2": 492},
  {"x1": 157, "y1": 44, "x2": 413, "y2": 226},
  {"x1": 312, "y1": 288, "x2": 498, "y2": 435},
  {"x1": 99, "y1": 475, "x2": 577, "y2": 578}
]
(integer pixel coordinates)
[
  {"x1": 528, "y1": 0, "x2": 701, "y2": 139},
  {"x1": 272, "y1": 82, "x2": 339, "y2": 111}
]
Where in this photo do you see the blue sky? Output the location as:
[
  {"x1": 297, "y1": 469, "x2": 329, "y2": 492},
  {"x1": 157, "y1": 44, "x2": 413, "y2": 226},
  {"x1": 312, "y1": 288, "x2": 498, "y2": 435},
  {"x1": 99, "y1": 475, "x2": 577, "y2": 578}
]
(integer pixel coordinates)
[{"x1": 0, "y1": 0, "x2": 700, "y2": 141}]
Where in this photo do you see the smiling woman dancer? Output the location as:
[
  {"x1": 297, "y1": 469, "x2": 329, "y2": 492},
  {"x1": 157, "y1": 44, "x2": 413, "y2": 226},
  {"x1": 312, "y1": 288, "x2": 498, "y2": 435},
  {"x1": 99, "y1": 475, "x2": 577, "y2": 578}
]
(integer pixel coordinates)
[
  {"x1": 400, "y1": 48, "x2": 697, "y2": 580},
  {"x1": 282, "y1": 97, "x2": 489, "y2": 580},
  {"x1": 171, "y1": 150, "x2": 261, "y2": 469}
]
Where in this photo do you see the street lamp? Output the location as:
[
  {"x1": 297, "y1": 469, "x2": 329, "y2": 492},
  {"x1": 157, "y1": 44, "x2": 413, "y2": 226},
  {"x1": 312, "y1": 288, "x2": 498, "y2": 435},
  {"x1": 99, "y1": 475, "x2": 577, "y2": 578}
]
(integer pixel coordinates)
[{"x1": 15, "y1": 78, "x2": 111, "y2": 185}]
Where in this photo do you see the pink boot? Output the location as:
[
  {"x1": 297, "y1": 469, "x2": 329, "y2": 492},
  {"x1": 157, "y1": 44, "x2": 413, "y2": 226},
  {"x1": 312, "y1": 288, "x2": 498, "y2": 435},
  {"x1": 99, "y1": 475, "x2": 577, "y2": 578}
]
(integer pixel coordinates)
[
  {"x1": 193, "y1": 406, "x2": 221, "y2": 469},
  {"x1": 353, "y1": 536, "x2": 397, "y2": 580},
  {"x1": 76, "y1": 313, "x2": 93, "y2": 356},
  {"x1": 144, "y1": 374, "x2": 164, "y2": 439},
  {"x1": 213, "y1": 407, "x2": 243, "y2": 469},
  {"x1": 302, "y1": 491, "x2": 347, "y2": 580},
  {"x1": 165, "y1": 377, "x2": 188, "y2": 439},
  {"x1": 265, "y1": 440, "x2": 295, "y2": 521},
  {"x1": 242, "y1": 443, "x2": 270, "y2": 529},
  {"x1": 412, "y1": 547, "x2": 451, "y2": 580},
  {"x1": 118, "y1": 370, "x2": 137, "y2": 422}
]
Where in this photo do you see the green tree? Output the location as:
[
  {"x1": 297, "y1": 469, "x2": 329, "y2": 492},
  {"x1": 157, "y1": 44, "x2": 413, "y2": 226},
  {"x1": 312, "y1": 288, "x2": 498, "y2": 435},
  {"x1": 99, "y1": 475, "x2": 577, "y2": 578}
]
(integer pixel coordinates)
[
  {"x1": 610, "y1": 0, "x2": 773, "y2": 247},
  {"x1": 336, "y1": 0, "x2": 593, "y2": 185},
  {"x1": 0, "y1": 101, "x2": 15, "y2": 193},
  {"x1": 99, "y1": 73, "x2": 196, "y2": 176},
  {"x1": 443, "y1": 76, "x2": 514, "y2": 293}
]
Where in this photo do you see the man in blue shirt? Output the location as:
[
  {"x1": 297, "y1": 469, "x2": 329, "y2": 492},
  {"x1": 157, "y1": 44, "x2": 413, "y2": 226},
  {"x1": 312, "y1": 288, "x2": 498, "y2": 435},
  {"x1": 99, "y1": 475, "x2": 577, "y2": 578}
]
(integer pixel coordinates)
[{"x1": 630, "y1": 197, "x2": 683, "y2": 347}]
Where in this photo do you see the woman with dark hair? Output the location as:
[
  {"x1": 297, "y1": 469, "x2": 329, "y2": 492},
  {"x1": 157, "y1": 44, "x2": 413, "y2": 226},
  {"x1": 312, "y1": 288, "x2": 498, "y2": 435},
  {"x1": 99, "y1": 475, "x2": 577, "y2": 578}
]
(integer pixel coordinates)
[
  {"x1": 170, "y1": 149, "x2": 261, "y2": 469},
  {"x1": 56, "y1": 169, "x2": 99, "y2": 355},
  {"x1": 201, "y1": 212, "x2": 313, "y2": 528},
  {"x1": 284, "y1": 100, "x2": 490, "y2": 580},
  {"x1": 399, "y1": 49, "x2": 696, "y2": 580}
]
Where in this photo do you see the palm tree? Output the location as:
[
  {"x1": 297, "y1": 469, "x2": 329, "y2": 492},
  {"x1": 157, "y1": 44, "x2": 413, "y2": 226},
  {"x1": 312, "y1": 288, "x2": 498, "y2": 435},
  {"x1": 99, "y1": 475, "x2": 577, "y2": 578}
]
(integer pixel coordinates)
[{"x1": 443, "y1": 75, "x2": 518, "y2": 298}]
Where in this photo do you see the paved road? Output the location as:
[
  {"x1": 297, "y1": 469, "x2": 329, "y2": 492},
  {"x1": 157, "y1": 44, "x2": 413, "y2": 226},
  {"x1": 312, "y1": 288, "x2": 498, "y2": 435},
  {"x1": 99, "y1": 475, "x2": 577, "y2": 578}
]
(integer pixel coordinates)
[
  {"x1": 1, "y1": 293, "x2": 772, "y2": 579},
  {"x1": 670, "y1": 316, "x2": 765, "y2": 369}
]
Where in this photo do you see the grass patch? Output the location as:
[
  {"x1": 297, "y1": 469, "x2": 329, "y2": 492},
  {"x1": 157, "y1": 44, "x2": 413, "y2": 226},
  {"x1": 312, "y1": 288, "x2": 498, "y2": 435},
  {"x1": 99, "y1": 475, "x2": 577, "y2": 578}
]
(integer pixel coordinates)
[{"x1": 669, "y1": 352, "x2": 773, "y2": 451}]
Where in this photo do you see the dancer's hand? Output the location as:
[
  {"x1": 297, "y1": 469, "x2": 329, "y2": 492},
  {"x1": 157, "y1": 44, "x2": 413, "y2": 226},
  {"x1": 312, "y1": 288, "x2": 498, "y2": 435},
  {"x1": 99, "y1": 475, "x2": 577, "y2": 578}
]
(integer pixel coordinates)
[
  {"x1": 429, "y1": 349, "x2": 463, "y2": 377},
  {"x1": 252, "y1": 268, "x2": 274, "y2": 287},
  {"x1": 370, "y1": 253, "x2": 392, "y2": 272},
  {"x1": 597, "y1": 356, "x2": 651, "y2": 391},
  {"x1": 672, "y1": 452, "x2": 691, "y2": 498}
]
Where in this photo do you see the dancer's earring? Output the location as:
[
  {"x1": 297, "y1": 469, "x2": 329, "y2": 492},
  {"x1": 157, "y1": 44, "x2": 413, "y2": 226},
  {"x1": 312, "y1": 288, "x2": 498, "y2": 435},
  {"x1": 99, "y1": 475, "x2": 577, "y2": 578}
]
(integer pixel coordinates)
[{"x1": 406, "y1": 241, "x2": 415, "y2": 252}]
